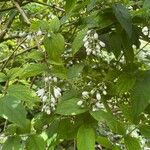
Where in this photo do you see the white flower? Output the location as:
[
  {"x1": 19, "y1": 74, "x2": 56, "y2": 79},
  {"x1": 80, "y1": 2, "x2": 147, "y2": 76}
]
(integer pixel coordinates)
[
  {"x1": 42, "y1": 95, "x2": 47, "y2": 102},
  {"x1": 19, "y1": 32, "x2": 26, "y2": 37},
  {"x1": 26, "y1": 34, "x2": 32, "y2": 40},
  {"x1": 53, "y1": 77, "x2": 57, "y2": 82},
  {"x1": 46, "y1": 109, "x2": 51, "y2": 115},
  {"x1": 87, "y1": 30, "x2": 91, "y2": 34},
  {"x1": 36, "y1": 88, "x2": 45, "y2": 97},
  {"x1": 99, "y1": 41, "x2": 106, "y2": 47},
  {"x1": 84, "y1": 41, "x2": 89, "y2": 48},
  {"x1": 51, "y1": 96, "x2": 56, "y2": 103},
  {"x1": 77, "y1": 100, "x2": 83, "y2": 106},
  {"x1": 142, "y1": 26, "x2": 149, "y2": 36},
  {"x1": 82, "y1": 91, "x2": 89, "y2": 98},
  {"x1": 54, "y1": 87, "x2": 61, "y2": 98},
  {"x1": 93, "y1": 33, "x2": 98, "y2": 39},
  {"x1": 83, "y1": 35, "x2": 88, "y2": 42},
  {"x1": 95, "y1": 102, "x2": 102, "y2": 108},
  {"x1": 96, "y1": 93, "x2": 101, "y2": 101},
  {"x1": 103, "y1": 90, "x2": 107, "y2": 95},
  {"x1": 86, "y1": 48, "x2": 92, "y2": 55},
  {"x1": 44, "y1": 77, "x2": 49, "y2": 82},
  {"x1": 92, "y1": 106, "x2": 98, "y2": 112},
  {"x1": 48, "y1": 33, "x2": 51, "y2": 37},
  {"x1": 96, "y1": 44, "x2": 100, "y2": 50},
  {"x1": 37, "y1": 30, "x2": 42, "y2": 36}
]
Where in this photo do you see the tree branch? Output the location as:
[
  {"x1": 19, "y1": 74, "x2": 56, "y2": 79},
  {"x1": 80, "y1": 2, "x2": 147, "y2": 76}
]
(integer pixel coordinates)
[
  {"x1": 11, "y1": 0, "x2": 31, "y2": 25},
  {"x1": 0, "y1": 10, "x2": 17, "y2": 42}
]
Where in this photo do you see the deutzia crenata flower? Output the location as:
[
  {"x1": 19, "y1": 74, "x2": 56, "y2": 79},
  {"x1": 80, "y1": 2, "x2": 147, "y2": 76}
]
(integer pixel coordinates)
[
  {"x1": 96, "y1": 93, "x2": 101, "y2": 101},
  {"x1": 93, "y1": 33, "x2": 98, "y2": 39},
  {"x1": 77, "y1": 100, "x2": 83, "y2": 106},
  {"x1": 99, "y1": 41, "x2": 106, "y2": 47},
  {"x1": 37, "y1": 30, "x2": 42, "y2": 36},
  {"x1": 54, "y1": 87, "x2": 61, "y2": 98},
  {"x1": 36, "y1": 88, "x2": 45, "y2": 97},
  {"x1": 42, "y1": 95, "x2": 47, "y2": 102},
  {"x1": 82, "y1": 91, "x2": 89, "y2": 98}
]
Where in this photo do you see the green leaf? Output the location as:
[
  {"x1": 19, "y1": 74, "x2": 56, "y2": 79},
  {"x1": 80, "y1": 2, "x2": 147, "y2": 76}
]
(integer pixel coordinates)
[
  {"x1": 0, "y1": 95, "x2": 28, "y2": 127},
  {"x1": 57, "y1": 118, "x2": 82, "y2": 139},
  {"x1": 65, "y1": 0, "x2": 77, "y2": 13},
  {"x1": 113, "y1": 3, "x2": 132, "y2": 37},
  {"x1": 139, "y1": 125, "x2": 150, "y2": 138},
  {"x1": 115, "y1": 73, "x2": 136, "y2": 94},
  {"x1": 67, "y1": 64, "x2": 84, "y2": 79},
  {"x1": 26, "y1": 135, "x2": 46, "y2": 150},
  {"x1": 7, "y1": 84, "x2": 39, "y2": 108},
  {"x1": 56, "y1": 98, "x2": 88, "y2": 115},
  {"x1": 20, "y1": 63, "x2": 47, "y2": 78},
  {"x1": 131, "y1": 71, "x2": 150, "y2": 118},
  {"x1": 124, "y1": 136, "x2": 141, "y2": 150},
  {"x1": 121, "y1": 33, "x2": 134, "y2": 63},
  {"x1": 43, "y1": 33, "x2": 65, "y2": 64},
  {"x1": 143, "y1": 0, "x2": 150, "y2": 9},
  {"x1": 90, "y1": 110, "x2": 125, "y2": 134},
  {"x1": 72, "y1": 28, "x2": 88, "y2": 55},
  {"x1": 109, "y1": 32, "x2": 122, "y2": 58},
  {"x1": 96, "y1": 135, "x2": 112, "y2": 148},
  {"x1": 77, "y1": 124, "x2": 95, "y2": 150},
  {"x1": 0, "y1": 72, "x2": 7, "y2": 82},
  {"x1": 49, "y1": 17, "x2": 60, "y2": 32},
  {"x1": 2, "y1": 136, "x2": 22, "y2": 150}
]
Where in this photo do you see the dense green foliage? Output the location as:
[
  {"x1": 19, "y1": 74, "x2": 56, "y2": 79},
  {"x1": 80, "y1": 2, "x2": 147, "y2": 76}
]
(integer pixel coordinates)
[{"x1": 0, "y1": 0, "x2": 150, "y2": 149}]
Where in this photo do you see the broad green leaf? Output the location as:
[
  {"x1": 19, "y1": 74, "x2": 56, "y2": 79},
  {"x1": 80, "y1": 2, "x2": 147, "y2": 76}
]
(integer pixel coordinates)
[
  {"x1": 20, "y1": 63, "x2": 47, "y2": 78},
  {"x1": 124, "y1": 136, "x2": 141, "y2": 150},
  {"x1": 109, "y1": 32, "x2": 122, "y2": 58},
  {"x1": 0, "y1": 95, "x2": 28, "y2": 127},
  {"x1": 113, "y1": 3, "x2": 132, "y2": 37},
  {"x1": 56, "y1": 98, "x2": 88, "y2": 115},
  {"x1": 43, "y1": 33, "x2": 65, "y2": 64},
  {"x1": 49, "y1": 17, "x2": 60, "y2": 32},
  {"x1": 65, "y1": 0, "x2": 77, "y2": 13},
  {"x1": 26, "y1": 135, "x2": 46, "y2": 150},
  {"x1": 115, "y1": 73, "x2": 136, "y2": 94},
  {"x1": 121, "y1": 33, "x2": 134, "y2": 63},
  {"x1": 6, "y1": 68, "x2": 23, "y2": 80},
  {"x1": 0, "y1": 72, "x2": 7, "y2": 82},
  {"x1": 96, "y1": 135, "x2": 112, "y2": 148},
  {"x1": 131, "y1": 71, "x2": 150, "y2": 118},
  {"x1": 7, "y1": 84, "x2": 39, "y2": 108},
  {"x1": 57, "y1": 118, "x2": 82, "y2": 139},
  {"x1": 67, "y1": 64, "x2": 84, "y2": 79},
  {"x1": 139, "y1": 125, "x2": 150, "y2": 138},
  {"x1": 90, "y1": 110, "x2": 125, "y2": 134},
  {"x1": 77, "y1": 124, "x2": 95, "y2": 150},
  {"x1": 143, "y1": 0, "x2": 150, "y2": 9},
  {"x1": 72, "y1": 28, "x2": 88, "y2": 55},
  {"x1": 2, "y1": 136, "x2": 22, "y2": 150}
]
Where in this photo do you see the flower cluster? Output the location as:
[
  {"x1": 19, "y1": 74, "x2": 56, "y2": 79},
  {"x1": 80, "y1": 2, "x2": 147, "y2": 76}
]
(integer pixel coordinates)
[
  {"x1": 77, "y1": 82, "x2": 107, "y2": 111},
  {"x1": 36, "y1": 76, "x2": 62, "y2": 115},
  {"x1": 83, "y1": 30, "x2": 106, "y2": 56}
]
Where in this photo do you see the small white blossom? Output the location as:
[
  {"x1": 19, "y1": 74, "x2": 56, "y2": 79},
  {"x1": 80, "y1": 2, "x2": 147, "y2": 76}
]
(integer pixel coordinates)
[
  {"x1": 95, "y1": 102, "x2": 102, "y2": 108},
  {"x1": 94, "y1": 33, "x2": 98, "y2": 39},
  {"x1": 103, "y1": 90, "x2": 107, "y2": 95},
  {"x1": 42, "y1": 95, "x2": 47, "y2": 102},
  {"x1": 77, "y1": 100, "x2": 83, "y2": 106},
  {"x1": 37, "y1": 30, "x2": 43, "y2": 36},
  {"x1": 142, "y1": 26, "x2": 149, "y2": 36},
  {"x1": 84, "y1": 41, "x2": 89, "y2": 48},
  {"x1": 26, "y1": 34, "x2": 32, "y2": 40},
  {"x1": 53, "y1": 77, "x2": 57, "y2": 82},
  {"x1": 82, "y1": 91, "x2": 89, "y2": 98},
  {"x1": 96, "y1": 93, "x2": 101, "y2": 101},
  {"x1": 36, "y1": 88, "x2": 45, "y2": 97},
  {"x1": 54, "y1": 87, "x2": 61, "y2": 98},
  {"x1": 19, "y1": 31, "x2": 26, "y2": 37},
  {"x1": 99, "y1": 41, "x2": 106, "y2": 47},
  {"x1": 44, "y1": 77, "x2": 49, "y2": 82}
]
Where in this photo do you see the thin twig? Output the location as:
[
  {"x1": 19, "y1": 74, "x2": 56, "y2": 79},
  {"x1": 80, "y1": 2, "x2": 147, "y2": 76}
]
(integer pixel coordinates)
[
  {"x1": 32, "y1": 0, "x2": 65, "y2": 12},
  {"x1": 0, "y1": 10, "x2": 17, "y2": 42},
  {"x1": 11, "y1": 0, "x2": 31, "y2": 25}
]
